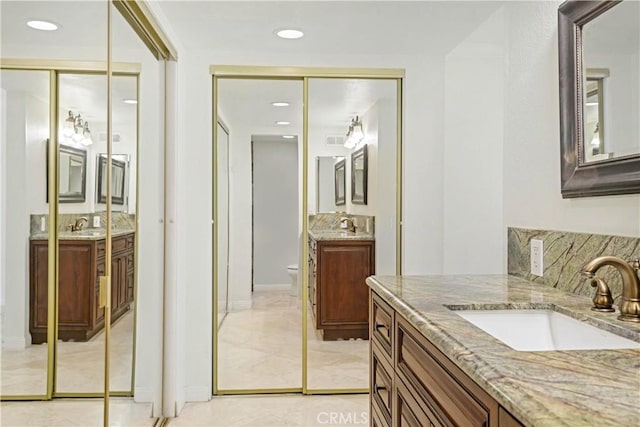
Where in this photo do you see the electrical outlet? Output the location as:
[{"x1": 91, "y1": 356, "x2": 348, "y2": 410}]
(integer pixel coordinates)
[
  {"x1": 531, "y1": 239, "x2": 544, "y2": 277},
  {"x1": 40, "y1": 217, "x2": 46, "y2": 232},
  {"x1": 93, "y1": 216, "x2": 101, "y2": 228}
]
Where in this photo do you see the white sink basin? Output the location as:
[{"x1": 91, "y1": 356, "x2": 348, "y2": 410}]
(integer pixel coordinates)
[{"x1": 454, "y1": 309, "x2": 640, "y2": 351}]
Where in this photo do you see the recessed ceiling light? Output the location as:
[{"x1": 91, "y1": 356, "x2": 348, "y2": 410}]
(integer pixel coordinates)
[
  {"x1": 276, "y1": 121, "x2": 291, "y2": 125},
  {"x1": 27, "y1": 20, "x2": 58, "y2": 31},
  {"x1": 271, "y1": 102, "x2": 290, "y2": 107},
  {"x1": 275, "y1": 29, "x2": 304, "y2": 40},
  {"x1": 282, "y1": 135, "x2": 295, "y2": 139},
  {"x1": 123, "y1": 99, "x2": 138, "y2": 105}
]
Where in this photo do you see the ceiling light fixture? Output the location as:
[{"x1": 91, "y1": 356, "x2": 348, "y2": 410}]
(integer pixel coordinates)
[
  {"x1": 282, "y1": 135, "x2": 295, "y2": 139},
  {"x1": 27, "y1": 20, "x2": 58, "y2": 31},
  {"x1": 123, "y1": 99, "x2": 138, "y2": 105},
  {"x1": 271, "y1": 101, "x2": 290, "y2": 107},
  {"x1": 276, "y1": 121, "x2": 291, "y2": 125},
  {"x1": 275, "y1": 29, "x2": 304, "y2": 39},
  {"x1": 344, "y1": 116, "x2": 365, "y2": 149}
]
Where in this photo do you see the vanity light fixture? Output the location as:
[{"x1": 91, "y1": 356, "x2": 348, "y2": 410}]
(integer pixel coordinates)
[
  {"x1": 123, "y1": 99, "x2": 138, "y2": 105},
  {"x1": 344, "y1": 116, "x2": 365, "y2": 149},
  {"x1": 282, "y1": 135, "x2": 295, "y2": 139},
  {"x1": 60, "y1": 110, "x2": 93, "y2": 146},
  {"x1": 271, "y1": 101, "x2": 290, "y2": 107},
  {"x1": 275, "y1": 28, "x2": 304, "y2": 39},
  {"x1": 276, "y1": 121, "x2": 291, "y2": 125},
  {"x1": 27, "y1": 20, "x2": 58, "y2": 31}
]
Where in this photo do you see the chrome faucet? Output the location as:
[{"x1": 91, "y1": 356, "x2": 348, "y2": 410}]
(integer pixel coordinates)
[
  {"x1": 68, "y1": 216, "x2": 88, "y2": 232},
  {"x1": 582, "y1": 256, "x2": 640, "y2": 322},
  {"x1": 339, "y1": 217, "x2": 357, "y2": 233}
]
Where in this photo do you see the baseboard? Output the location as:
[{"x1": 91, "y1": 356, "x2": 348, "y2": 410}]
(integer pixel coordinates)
[
  {"x1": 184, "y1": 385, "x2": 211, "y2": 402},
  {"x1": 253, "y1": 284, "x2": 290, "y2": 292}
]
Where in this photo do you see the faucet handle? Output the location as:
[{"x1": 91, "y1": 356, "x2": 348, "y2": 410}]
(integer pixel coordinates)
[
  {"x1": 590, "y1": 277, "x2": 615, "y2": 313},
  {"x1": 628, "y1": 258, "x2": 640, "y2": 270}
]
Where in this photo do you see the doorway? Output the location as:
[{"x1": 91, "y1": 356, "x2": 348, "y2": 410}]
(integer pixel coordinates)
[{"x1": 212, "y1": 67, "x2": 403, "y2": 395}]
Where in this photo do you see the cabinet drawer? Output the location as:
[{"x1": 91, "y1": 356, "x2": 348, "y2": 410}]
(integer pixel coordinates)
[
  {"x1": 371, "y1": 400, "x2": 390, "y2": 427},
  {"x1": 499, "y1": 408, "x2": 524, "y2": 427},
  {"x1": 372, "y1": 341, "x2": 393, "y2": 425},
  {"x1": 112, "y1": 236, "x2": 128, "y2": 253},
  {"x1": 397, "y1": 318, "x2": 493, "y2": 427},
  {"x1": 396, "y1": 377, "x2": 442, "y2": 427},
  {"x1": 97, "y1": 240, "x2": 106, "y2": 259},
  {"x1": 372, "y1": 292, "x2": 393, "y2": 359}
]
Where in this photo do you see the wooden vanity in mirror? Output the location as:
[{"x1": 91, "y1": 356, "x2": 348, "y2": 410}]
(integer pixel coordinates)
[
  {"x1": 308, "y1": 232, "x2": 375, "y2": 340},
  {"x1": 29, "y1": 232, "x2": 135, "y2": 343}
]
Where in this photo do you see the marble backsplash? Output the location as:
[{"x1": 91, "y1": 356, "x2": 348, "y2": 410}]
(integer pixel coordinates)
[
  {"x1": 30, "y1": 212, "x2": 135, "y2": 235},
  {"x1": 508, "y1": 227, "x2": 639, "y2": 302},
  {"x1": 309, "y1": 213, "x2": 375, "y2": 234}
]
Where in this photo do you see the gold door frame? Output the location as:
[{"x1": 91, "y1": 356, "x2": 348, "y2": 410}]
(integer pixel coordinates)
[
  {"x1": 211, "y1": 65, "x2": 404, "y2": 396},
  {"x1": 0, "y1": 60, "x2": 141, "y2": 402}
]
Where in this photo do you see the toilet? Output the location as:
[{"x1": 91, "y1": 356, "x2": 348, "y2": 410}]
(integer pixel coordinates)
[{"x1": 287, "y1": 264, "x2": 298, "y2": 297}]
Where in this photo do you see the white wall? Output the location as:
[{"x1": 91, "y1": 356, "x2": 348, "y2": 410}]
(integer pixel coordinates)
[
  {"x1": 502, "y1": 1, "x2": 640, "y2": 241},
  {"x1": 252, "y1": 139, "x2": 299, "y2": 286},
  {"x1": 443, "y1": 8, "x2": 506, "y2": 274}
]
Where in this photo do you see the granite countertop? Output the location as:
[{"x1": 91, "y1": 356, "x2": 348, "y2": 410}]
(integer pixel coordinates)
[
  {"x1": 30, "y1": 229, "x2": 135, "y2": 241},
  {"x1": 308, "y1": 229, "x2": 375, "y2": 241},
  {"x1": 366, "y1": 275, "x2": 640, "y2": 427}
]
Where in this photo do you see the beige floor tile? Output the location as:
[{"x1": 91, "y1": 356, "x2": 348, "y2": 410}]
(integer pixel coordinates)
[
  {"x1": 0, "y1": 398, "x2": 154, "y2": 427},
  {"x1": 169, "y1": 394, "x2": 369, "y2": 427}
]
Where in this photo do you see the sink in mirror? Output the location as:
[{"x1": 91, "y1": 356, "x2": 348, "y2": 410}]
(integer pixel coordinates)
[{"x1": 451, "y1": 309, "x2": 640, "y2": 351}]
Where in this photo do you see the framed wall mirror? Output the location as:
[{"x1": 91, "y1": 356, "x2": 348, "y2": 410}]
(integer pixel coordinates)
[
  {"x1": 96, "y1": 154, "x2": 127, "y2": 205},
  {"x1": 334, "y1": 158, "x2": 346, "y2": 206},
  {"x1": 558, "y1": 0, "x2": 640, "y2": 197},
  {"x1": 46, "y1": 142, "x2": 87, "y2": 203},
  {"x1": 351, "y1": 144, "x2": 368, "y2": 204}
]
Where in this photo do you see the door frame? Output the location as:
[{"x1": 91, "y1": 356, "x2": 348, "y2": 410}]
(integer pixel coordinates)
[{"x1": 211, "y1": 65, "x2": 404, "y2": 396}]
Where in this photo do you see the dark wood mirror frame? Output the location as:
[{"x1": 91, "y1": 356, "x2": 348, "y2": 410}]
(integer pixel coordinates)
[
  {"x1": 558, "y1": 0, "x2": 640, "y2": 198},
  {"x1": 334, "y1": 158, "x2": 346, "y2": 206},
  {"x1": 46, "y1": 140, "x2": 87, "y2": 203},
  {"x1": 97, "y1": 154, "x2": 126, "y2": 205},
  {"x1": 351, "y1": 144, "x2": 368, "y2": 205}
]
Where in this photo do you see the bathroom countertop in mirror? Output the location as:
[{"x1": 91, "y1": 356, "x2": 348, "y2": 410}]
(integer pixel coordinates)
[
  {"x1": 30, "y1": 229, "x2": 135, "y2": 241},
  {"x1": 308, "y1": 230, "x2": 375, "y2": 241},
  {"x1": 366, "y1": 275, "x2": 640, "y2": 427}
]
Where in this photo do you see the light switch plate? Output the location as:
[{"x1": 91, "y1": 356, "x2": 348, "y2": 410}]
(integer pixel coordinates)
[{"x1": 93, "y1": 216, "x2": 101, "y2": 228}]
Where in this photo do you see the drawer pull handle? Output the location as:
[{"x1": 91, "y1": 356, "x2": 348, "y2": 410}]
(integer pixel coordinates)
[{"x1": 375, "y1": 323, "x2": 389, "y2": 337}]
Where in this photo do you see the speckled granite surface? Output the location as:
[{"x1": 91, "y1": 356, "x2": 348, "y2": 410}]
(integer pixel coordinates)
[
  {"x1": 366, "y1": 275, "x2": 640, "y2": 427},
  {"x1": 30, "y1": 229, "x2": 134, "y2": 241},
  {"x1": 309, "y1": 213, "x2": 374, "y2": 234},
  {"x1": 508, "y1": 227, "x2": 639, "y2": 302},
  {"x1": 308, "y1": 230, "x2": 375, "y2": 241},
  {"x1": 30, "y1": 212, "x2": 135, "y2": 235}
]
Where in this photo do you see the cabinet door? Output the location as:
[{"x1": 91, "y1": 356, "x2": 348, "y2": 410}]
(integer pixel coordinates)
[
  {"x1": 318, "y1": 242, "x2": 373, "y2": 325},
  {"x1": 58, "y1": 242, "x2": 93, "y2": 327},
  {"x1": 95, "y1": 261, "x2": 106, "y2": 323}
]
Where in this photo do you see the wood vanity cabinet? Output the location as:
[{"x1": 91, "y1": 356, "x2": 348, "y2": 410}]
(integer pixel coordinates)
[
  {"x1": 369, "y1": 291, "x2": 524, "y2": 427},
  {"x1": 308, "y1": 236, "x2": 375, "y2": 340},
  {"x1": 29, "y1": 232, "x2": 135, "y2": 343}
]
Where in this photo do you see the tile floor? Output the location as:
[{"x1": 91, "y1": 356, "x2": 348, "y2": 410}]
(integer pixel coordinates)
[
  {"x1": 1, "y1": 309, "x2": 134, "y2": 396},
  {"x1": 218, "y1": 289, "x2": 368, "y2": 391},
  {"x1": 168, "y1": 394, "x2": 369, "y2": 427}
]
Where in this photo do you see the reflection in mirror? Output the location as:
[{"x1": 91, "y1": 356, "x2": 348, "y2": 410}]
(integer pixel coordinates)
[
  {"x1": 351, "y1": 145, "x2": 368, "y2": 205},
  {"x1": 558, "y1": 0, "x2": 640, "y2": 197},
  {"x1": 97, "y1": 154, "x2": 128, "y2": 205},
  {"x1": 316, "y1": 156, "x2": 345, "y2": 212},
  {"x1": 217, "y1": 121, "x2": 230, "y2": 326},
  {"x1": 307, "y1": 77, "x2": 397, "y2": 390},
  {"x1": 334, "y1": 158, "x2": 346, "y2": 207},
  {"x1": 0, "y1": 69, "x2": 50, "y2": 397},
  {"x1": 582, "y1": 0, "x2": 640, "y2": 163},
  {"x1": 57, "y1": 144, "x2": 87, "y2": 203},
  {"x1": 216, "y1": 78, "x2": 302, "y2": 391}
]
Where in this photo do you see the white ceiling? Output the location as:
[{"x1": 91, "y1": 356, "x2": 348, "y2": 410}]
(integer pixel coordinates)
[{"x1": 155, "y1": 1, "x2": 504, "y2": 56}]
